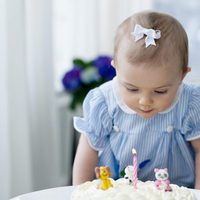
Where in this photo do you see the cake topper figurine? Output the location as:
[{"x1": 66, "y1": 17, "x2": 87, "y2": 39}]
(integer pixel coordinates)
[
  {"x1": 154, "y1": 168, "x2": 172, "y2": 192},
  {"x1": 95, "y1": 166, "x2": 113, "y2": 190},
  {"x1": 132, "y1": 148, "x2": 138, "y2": 189},
  {"x1": 124, "y1": 165, "x2": 134, "y2": 184}
]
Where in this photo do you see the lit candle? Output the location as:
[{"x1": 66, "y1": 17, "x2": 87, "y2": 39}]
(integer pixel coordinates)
[{"x1": 132, "y1": 148, "x2": 138, "y2": 189}]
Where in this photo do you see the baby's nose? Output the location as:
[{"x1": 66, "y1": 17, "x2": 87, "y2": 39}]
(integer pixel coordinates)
[{"x1": 139, "y1": 95, "x2": 153, "y2": 106}]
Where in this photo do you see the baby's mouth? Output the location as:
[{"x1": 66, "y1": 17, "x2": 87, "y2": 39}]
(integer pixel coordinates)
[{"x1": 139, "y1": 109, "x2": 153, "y2": 113}]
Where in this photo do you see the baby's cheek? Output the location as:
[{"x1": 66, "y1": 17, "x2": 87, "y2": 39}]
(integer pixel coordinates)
[
  {"x1": 158, "y1": 97, "x2": 174, "y2": 110},
  {"x1": 123, "y1": 95, "x2": 136, "y2": 105}
]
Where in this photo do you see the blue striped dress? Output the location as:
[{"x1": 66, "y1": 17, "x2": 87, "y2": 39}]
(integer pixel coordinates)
[{"x1": 74, "y1": 77, "x2": 200, "y2": 188}]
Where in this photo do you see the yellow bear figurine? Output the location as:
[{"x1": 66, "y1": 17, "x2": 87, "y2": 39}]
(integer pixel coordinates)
[{"x1": 95, "y1": 166, "x2": 113, "y2": 190}]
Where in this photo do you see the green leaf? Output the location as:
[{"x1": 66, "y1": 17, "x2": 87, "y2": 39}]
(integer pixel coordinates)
[
  {"x1": 120, "y1": 168, "x2": 126, "y2": 177},
  {"x1": 73, "y1": 58, "x2": 87, "y2": 68},
  {"x1": 69, "y1": 96, "x2": 77, "y2": 111},
  {"x1": 85, "y1": 61, "x2": 93, "y2": 68}
]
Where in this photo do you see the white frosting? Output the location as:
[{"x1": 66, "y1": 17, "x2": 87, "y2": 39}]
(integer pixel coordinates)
[{"x1": 71, "y1": 178, "x2": 195, "y2": 200}]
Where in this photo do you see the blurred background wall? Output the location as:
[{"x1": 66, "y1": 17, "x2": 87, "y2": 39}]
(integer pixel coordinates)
[{"x1": 0, "y1": 0, "x2": 200, "y2": 199}]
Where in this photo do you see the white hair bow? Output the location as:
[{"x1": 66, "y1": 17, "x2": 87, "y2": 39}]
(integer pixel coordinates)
[{"x1": 131, "y1": 24, "x2": 161, "y2": 48}]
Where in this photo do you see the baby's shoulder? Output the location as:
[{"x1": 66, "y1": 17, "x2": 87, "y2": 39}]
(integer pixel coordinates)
[
  {"x1": 182, "y1": 83, "x2": 200, "y2": 100},
  {"x1": 99, "y1": 80, "x2": 115, "y2": 96},
  {"x1": 86, "y1": 80, "x2": 115, "y2": 103},
  {"x1": 99, "y1": 79, "x2": 118, "y2": 111},
  {"x1": 83, "y1": 79, "x2": 118, "y2": 116},
  {"x1": 179, "y1": 83, "x2": 200, "y2": 110}
]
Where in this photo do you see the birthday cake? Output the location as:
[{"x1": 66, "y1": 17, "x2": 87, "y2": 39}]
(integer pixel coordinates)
[
  {"x1": 71, "y1": 178, "x2": 195, "y2": 200},
  {"x1": 71, "y1": 149, "x2": 196, "y2": 200}
]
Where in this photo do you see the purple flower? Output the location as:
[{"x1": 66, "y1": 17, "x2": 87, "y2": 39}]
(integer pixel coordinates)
[
  {"x1": 80, "y1": 67, "x2": 100, "y2": 84},
  {"x1": 93, "y1": 55, "x2": 116, "y2": 80},
  {"x1": 62, "y1": 67, "x2": 82, "y2": 92}
]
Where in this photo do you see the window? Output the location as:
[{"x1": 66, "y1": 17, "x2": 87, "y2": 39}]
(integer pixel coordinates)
[{"x1": 153, "y1": 0, "x2": 200, "y2": 83}]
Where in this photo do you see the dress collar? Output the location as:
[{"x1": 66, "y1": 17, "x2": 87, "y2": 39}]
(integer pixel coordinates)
[{"x1": 111, "y1": 77, "x2": 183, "y2": 115}]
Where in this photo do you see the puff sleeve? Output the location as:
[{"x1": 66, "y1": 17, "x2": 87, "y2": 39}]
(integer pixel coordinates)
[
  {"x1": 73, "y1": 88, "x2": 113, "y2": 151},
  {"x1": 182, "y1": 86, "x2": 200, "y2": 141}
]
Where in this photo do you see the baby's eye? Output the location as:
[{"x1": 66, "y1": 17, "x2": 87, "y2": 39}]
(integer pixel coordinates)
[
  {"x1": 154, "y1": 90, "x2": 168, "y2": 94},
  {"x1": 126, "y1": 88, "x2": 138, "y2": 92}
]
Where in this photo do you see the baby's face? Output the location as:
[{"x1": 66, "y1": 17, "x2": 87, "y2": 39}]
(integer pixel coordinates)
[{"x1": 114, "y1": 60, "x2": 184, "y2": 118}]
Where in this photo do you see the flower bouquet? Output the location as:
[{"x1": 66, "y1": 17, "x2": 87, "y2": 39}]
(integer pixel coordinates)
[{"x1": 62, "y1": 55, "x2": 116, "y2": 110}]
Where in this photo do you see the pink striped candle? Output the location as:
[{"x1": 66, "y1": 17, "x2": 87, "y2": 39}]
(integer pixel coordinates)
[{"x1": 132, "y1": 148, "x2": 138, "y2": 189}]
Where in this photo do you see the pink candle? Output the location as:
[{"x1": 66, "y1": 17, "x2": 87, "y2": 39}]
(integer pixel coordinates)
[{"x1": 132, "y1": 148, "x2": 138, "y2": 189}]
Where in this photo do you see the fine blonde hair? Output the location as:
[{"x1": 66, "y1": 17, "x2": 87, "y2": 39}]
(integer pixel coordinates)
[{"x1": 113, "y1": 11, "x2": 188, "y2": 73}]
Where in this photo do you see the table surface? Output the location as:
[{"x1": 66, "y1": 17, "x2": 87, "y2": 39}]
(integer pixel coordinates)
[
  {"x1": 11, "y1": 186, "x2": 200, "y2": 200},
  {"x1": 10, "y1": 187, "x2": 74, "y2": 200}
]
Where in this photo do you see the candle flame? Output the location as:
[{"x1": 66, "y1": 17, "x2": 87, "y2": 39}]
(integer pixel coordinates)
[{"x1": 132, "y1": 148, "x2": 137, "y2": 155}]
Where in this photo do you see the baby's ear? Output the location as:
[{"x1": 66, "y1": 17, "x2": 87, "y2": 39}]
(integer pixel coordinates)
[
  {"x1": 111, "y1": 60, "x2": 115, "y2": 68},
  {"x1": 187, "y1": 67, "x2": 191, "y2": 72},
  {"x1": 182, "y1": 66, "x2": 191, "y2": 80}
]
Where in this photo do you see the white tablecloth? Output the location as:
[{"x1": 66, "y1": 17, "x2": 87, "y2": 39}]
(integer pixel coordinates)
[
  {"x1": 11, "y1": 186, "x2": 200, "y2": 200},
  {"x1": 10, "y1": 187, "x2": 74, "y2": 200}
]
